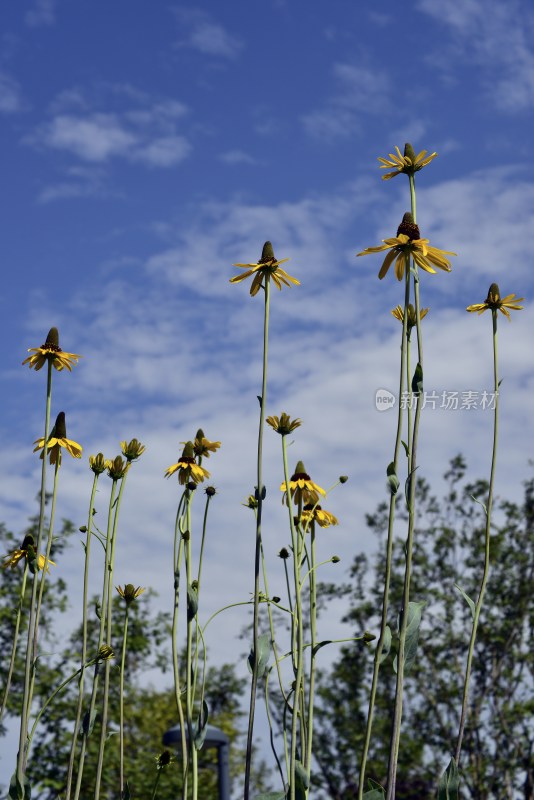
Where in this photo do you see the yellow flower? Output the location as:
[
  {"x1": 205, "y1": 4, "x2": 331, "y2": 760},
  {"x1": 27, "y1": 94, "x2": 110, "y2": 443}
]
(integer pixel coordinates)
[
  {"x1": 107, "y1": 455, "x2": 128, "y2": 480},
  {"x1": 391, "y1": 304, "x2": 429, "y2": 330},
  {"x1": 116, "y1": 584, "x2": 146, "y2": 605},
  {"x1": 3, "y1": 535, "x2": 55, "y2": 573},
  {"x1": 89, "y1": 453, "x2": 110, "y2": 474},
  {"x1": 165, "y1": 441, "x2": 211, "y2": 484},
  {"x1": 120, "y1": 438, "x2": 146, "y2": 462},
  {"x1": 300, "y1": 503, "x2": 339, "y2": 529},
  {"x1": 357, "y1": 213, "x2": 456, "y2": 281},
  {"x1": 22, "y1": 327, "x2": 81, "y2": 372},
  {"x1": 280, "y1": 461, "x2": 326, "y2": 506},
  {"x1": 378, "y1": 143, "x2": 438, "y2": 180},
  {"x1": 230, "y1": 241, "x2": 300, "y2": 297},
  {"x1": 33, "y1": 412, "x2": 82, "y2": 465},
  {"x1": 191, "y1": 429, "x2": 221, "y2": 459},
  {"x1": 266, "y1": 413, "x2": 302, "y2": 435},
  {"x1": 467, "y1": 283, "x2": 524, "y2": 320}
]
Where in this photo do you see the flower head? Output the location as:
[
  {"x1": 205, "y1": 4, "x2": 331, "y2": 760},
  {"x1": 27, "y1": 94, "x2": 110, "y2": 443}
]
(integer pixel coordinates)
[
  {"x1": 116, "y1": 584, "x2": 146, "y2": 605},
  {"x1": 467, "y1": 283, "x2": 524, "y2": 320},
  {"x1": 165, "y1": 442, "x2": 210, "y2": 484},
  {"x1": 280, "y1": 461, "x2": 326, "y2": 506},
  {"x1": 230, "y1": 241, "x2": 300, "y2": 297},
  {"x1": 300, "y1": 503, "x2": 339, "y2": 529},
  {"x1": 357, "y1": 213, "x2": 456, "y2": 281},
  {"x1": 89, "y1": 453, "x2": 110, "y2": 475},
  {"x1": 391, "y1": 303, "x2": 429, "y2": 331},
  {"x1": 107, "y1": 455, "x2": 128, "y2": 480},
  {"x1": 96, "y1": 644, "x2": 114, "y2": 662},
  {"x1": 266, "y1": 413, "x2": 302, "y2": 435},
  {"x1": 191, "y1": 430, "x2": 221, "y2": 459},
  {"x1": 242, "y1": 494, "x2": 258, "y2": 510},
  {"x1": 120, "y1": 438, "x2": 146, "y2": 462},
  {"x1": 3, "y1": 534, "x2": 55, "y2": 574},
  {"x1": 23, "y1": 327, "x2": 81, "y2": 372},
  {"x1": 155, "y1": 750, "x2": 174, "y2": 770},
  {"x1": 33, "y1": 412, "x2": 83, "y2": 465},
  {"x1": 378, "y1": 142, "x2": 438, "y2": 180}
]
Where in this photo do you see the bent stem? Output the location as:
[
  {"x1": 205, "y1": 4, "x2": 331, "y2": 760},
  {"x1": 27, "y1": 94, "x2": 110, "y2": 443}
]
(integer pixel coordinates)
[
  {"x1": 244, "y1": 276, "x2": 271, "y2": 800},
  {"x1": 454, "y1": 309, "x2": 499, "y2": 765},
  {"x1": 358, "y1": 268, "x2": 410, "y2": 798}
]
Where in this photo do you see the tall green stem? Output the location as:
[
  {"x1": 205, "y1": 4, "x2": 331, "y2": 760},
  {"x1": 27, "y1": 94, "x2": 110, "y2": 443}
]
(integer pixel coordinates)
[
  {"x1": 171, "y1": 496, "x2": 188, "y2": 797},
  {"x1": 0, "y1": 564, "x2": 29, "y2": 723},
  {"x1": 358, "y1": 269, "x2": 410, "y2": 798},
  {"x1": 65, "y1": 472, "x2": 99, "y2": 800},
  {"x1": 454, "y1": 309, "x2": 499, "y2": 765},
  {"x1": 244, "y1": 277, "x2": 271, "y2": 800},
  {"x1": 119, "y1": 604, "x2": 130, "y2": 798},
  {"x1": 16, "y1": 359, "x2": 52, "y2": 789},
  {"x1": 185, "y1": 494, "x2": 198, "y2": 800},
  {"x1": 386, "y1": 174, "x2": 423, "y2": 800}
]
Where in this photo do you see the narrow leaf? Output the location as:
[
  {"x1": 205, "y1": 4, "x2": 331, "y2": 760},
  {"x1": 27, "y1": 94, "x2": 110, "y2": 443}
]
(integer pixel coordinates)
[
  {"x1": 437, "y1": 757, "x2": 460, "y2": 799},
  {"x1": 378, "y1": 625, "x2": 391, "y2": 664},
  {"x1": 247, "y1": 632, "x2": 271, "y2": 679},
  {"x1": 312, "y1": 639, "x2": 332, "y2": 657},
  {"x1": 401, "y1": 440, "x2": 410, "y2": 458},
  {"x1": 386, "y1": 462, "x2": 400, "y2": 495},
  {"x1": 411, "y1": 362, "x2": 423, "y2": 395},
  {"x1": 469, "y1": 494, "x2": 487, "y2": 516},
  {"x1": 393, "y1": 601, "x2": 426, "y2": 674},
  {"x1": 363, "y1": 778, "x2": 385, "y2": 799},
  {"x1": 187, "y1": 584, "x2": 198, "y2": 621},
  {"x1": 194, "y1": 699, "x2": 209, "y2": 750},
  {"x1": 454, "y1": 584, "x2": 476, "y2": 620}
]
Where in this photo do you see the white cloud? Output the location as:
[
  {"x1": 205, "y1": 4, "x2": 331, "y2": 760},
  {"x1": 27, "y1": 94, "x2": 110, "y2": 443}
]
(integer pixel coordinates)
[
  {"x1": 26, "y1": 91, "x2": 192, "y2": 170},
  {"x1": 25, "y1": 0, "x2": 57, "y2": 27},
  {"x1": 174, "y1": 8, "x2": 243, "y2": 59},
  {"x1": 417, "y1": 0, "x2": 534, "y2": 111},
  {"x1": 219, "y1": 149, "x2": 258, "y2": 165},
  {"x1": 302, "y1": 62, "x2": 391, "y2": 140},
  {"x1": 0, "y1": 71, "x2": 22, "y2": 113}
]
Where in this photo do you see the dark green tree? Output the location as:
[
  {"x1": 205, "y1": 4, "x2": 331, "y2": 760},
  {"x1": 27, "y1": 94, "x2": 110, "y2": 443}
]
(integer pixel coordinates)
[{"x1": 313, "y1": 457, "x2": 534, "y2": 800}]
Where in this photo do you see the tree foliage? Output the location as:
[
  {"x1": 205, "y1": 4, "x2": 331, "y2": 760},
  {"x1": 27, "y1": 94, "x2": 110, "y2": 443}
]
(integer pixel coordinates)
[{"x1": 313, "y1": 457, "x2": 534, "y2": 800}]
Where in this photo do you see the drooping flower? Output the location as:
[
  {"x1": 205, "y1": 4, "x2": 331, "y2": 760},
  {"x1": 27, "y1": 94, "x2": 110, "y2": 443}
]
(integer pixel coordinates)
[
  {"x1": 300, "y1": 503, "x2": 339, "y2": 529},
  {"x1": 357, "y1": 213, "x2": 456, "y2": 281},
  {"x1": 2, "y1": 534, "x2": 55, "y2": 573},
  {"x1": 165, "y1": 442, "x2": 210, "y2": 484},
  {"x1": 467, "y1": 283, "x2": 524, "y2": 320},
  {"x1": 116, "y1": 584, "x2": 146, "y2": 605},
  {"x1": 280, "y1": 461, "x2": 326, "y2": 506},
  {"x1": 23, "y1": 327, "x2": 81, "y2": 372},
  {"x1": 378, "y1": 142, "x2": 437, "y2": 181},
  {"x1": 391, "y1": 303, "x2": 429, "y2": 331},
  {"x1": 266, "y1": 413, "x2": 302, "y2": 435},
  {"x1": 120, "y1": 438, "x2": 146, "y2": 462},
  {"x1": 230, "y1": 241, "x2": 300, "y2": 297},
  {"x1": 33, "y1": 411, "x2": 83, "y2": 465}
]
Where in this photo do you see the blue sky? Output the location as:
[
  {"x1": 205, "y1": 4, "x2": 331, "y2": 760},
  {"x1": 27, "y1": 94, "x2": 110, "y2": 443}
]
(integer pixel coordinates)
[{"x1": 1, "y1": 0, "x2": 534, "y2": 786}]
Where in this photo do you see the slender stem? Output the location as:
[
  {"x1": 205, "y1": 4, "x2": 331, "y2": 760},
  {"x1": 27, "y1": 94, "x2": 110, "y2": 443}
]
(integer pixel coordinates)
[
  {"x1": 119, "y1": 605, "x2": 130, "y2": 798},
  {"x1": 185, "y1": 494, "x2": 198, "y2": 800},
  {"x1": 17, "y1": 359, "x2": 52, "y2": 786},
  {"x1": 171, "y1": 498, "x2": 188, "y2": 797},
  {"x1": 305, "y1": 524, "x2": 317, "y2": 778},
  {"x1": 0, "y1": 564, "x2": 29, "y2": 723},
  {"x1": 358, "y1": 269, "x2": 410, "y2": 798},
  {"x1": 454, "y1": 309, "x2": 499, "y2": 765},
  {"x1": 260, "y1": 539, "x2": 288, "y2": 702},
  {"x1": 65, "y1": 472, "x2": 99, "y2": 800},
  {"x1": 244, "y1": 277, "x2": 271, "y2": 800},
  {"x1": 386, "y1": 173, "x2": 423, "y2": 800},
  {"x1": 151, "y1": 770, "x2": 162, "y2": 800}
]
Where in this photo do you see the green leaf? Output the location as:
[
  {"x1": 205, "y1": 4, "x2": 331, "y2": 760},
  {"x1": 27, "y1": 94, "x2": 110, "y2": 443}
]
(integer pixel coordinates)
[
  {"x1": 187, "y1": 584, "x2": 198, "y2": 621},
  {"x1": 454, "y1": 584, "x2": 476, "y2": 620},
  {"x1": 123, "y1": 781, "x2": 131, "y2": 800},
  {"x1": 378, "y1": 625, "x2": 392, "y2": 664},
  {"x1": 82, "y1": 708, "x2": 97, "y2": 737},
  {"x1": 386, "y1": 462, "x2": 400, "y2": 495},
  {"x1": 287, "y1": 761, "x2": 309, "y2": 800},
  {"x1": 412, "y1": 362, "x2": 423, "y2": 394},
  {"x1": 312, "y1": 639, "x2": 332, "y2": 657},
  {"x1": 194, "y1": 699, "x2": 209, "y2": 750},
  {"x1": 363, "y1": 778, "x2": 385, "y2": 798},
  {"x1": 470, "y1": 494, "x2": 488, "y2": 516},
  {"x1": 437, "y1": 757, "x2": 460, "y2": 799},
  {"x1": 393, "y1": 601, "x2": 426, "y2": 674},
  {"x1": 8, "y1": 771, "x2": 31, "y2": 800},
  {"x1": 401, "y1": 440, "x2": 410, "y2": 458},
  {"x1": 247, "y1": 632, "x2": 271, "y2": 679},
  {"x1": 404, "y1": 467, "x2": 419, "y2": 512}
]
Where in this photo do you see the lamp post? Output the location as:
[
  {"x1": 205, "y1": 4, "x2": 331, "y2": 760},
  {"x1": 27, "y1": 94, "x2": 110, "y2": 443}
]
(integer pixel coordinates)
[{"x1": 163, "y1": 723, "x2": 230, "y2": 800}]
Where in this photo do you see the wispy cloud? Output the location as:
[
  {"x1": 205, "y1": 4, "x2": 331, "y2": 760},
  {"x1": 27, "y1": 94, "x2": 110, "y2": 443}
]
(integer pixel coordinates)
[
  {"x1": 302, "y1": 63, "x2": 391, "y2": 140},
  {"x1": 174, "y1": 8, "x2": 243, "y2": 59},
  {"x1": 37, "y1": 165, "x2": 106, "y2": 203},
  {"x1": 0, "y1": 71, "x2": 22, "y2": 113},
  {"x1": 25, "y1": 0, "x2": 57, "y2": 27},
  {"x1": 26, "y1": 91, "x2": 192, "y2": 168},
  {"x1": 417, "y1": 0, "x2": 534, "y2": 111},
  {"x1": 219, "y1": 149, "x2": 258, "y2": 166}
]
